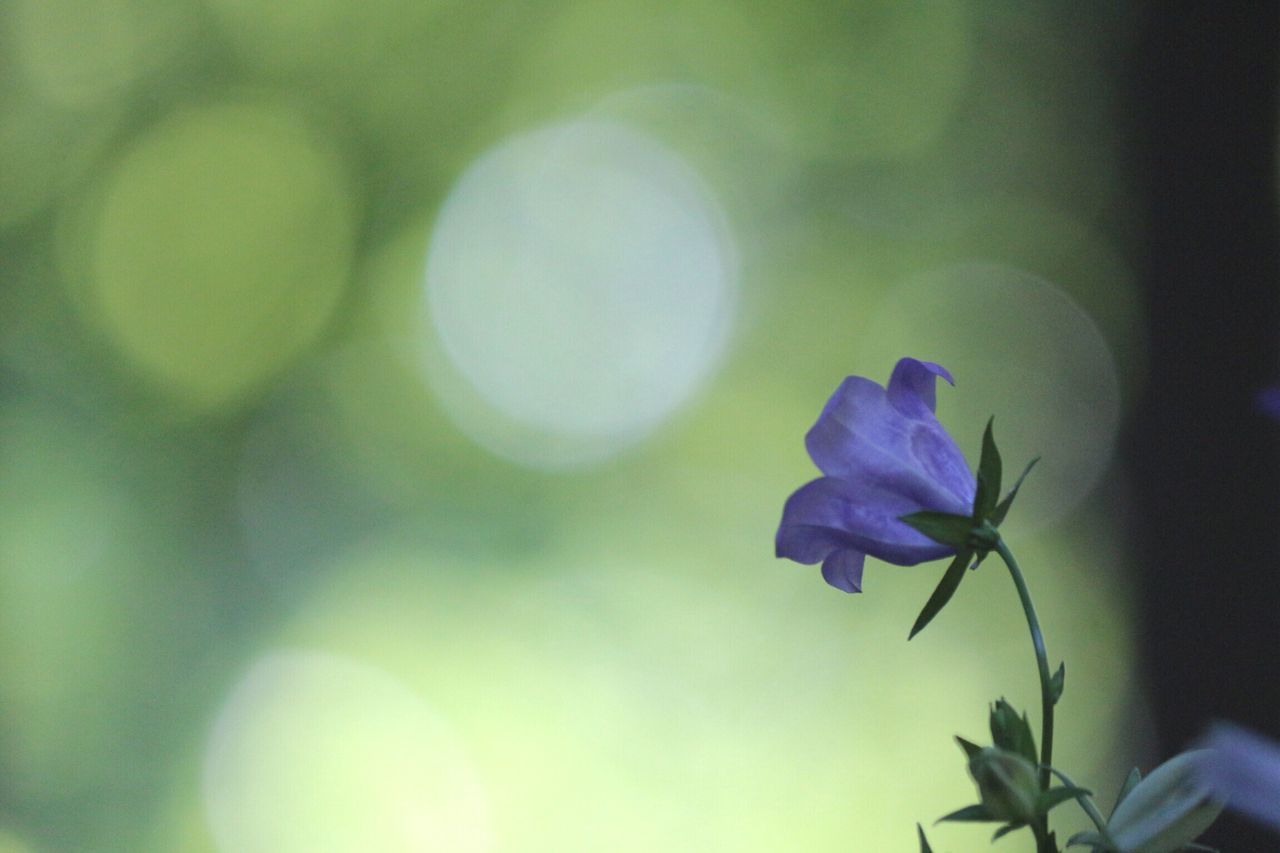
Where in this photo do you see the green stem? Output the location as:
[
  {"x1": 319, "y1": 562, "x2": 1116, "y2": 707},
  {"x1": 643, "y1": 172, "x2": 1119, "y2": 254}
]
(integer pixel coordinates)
[
  {"x1": 994, "y1": 539, "x2": 1056, "y2": 853},
  {"x1": 1047, "y1": 767, "x2": 1114, "y2": 844},
  {"x1": 1029, "y1": 820, "x2": 1052, "y2": 852}
]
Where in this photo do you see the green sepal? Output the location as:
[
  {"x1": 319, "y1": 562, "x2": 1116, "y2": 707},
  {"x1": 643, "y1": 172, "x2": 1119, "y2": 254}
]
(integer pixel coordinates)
[
  {"x1": 916, "y1": 824, "x2": 933, "y2": 853},
  {"x1": 900, "y1": 511, "x2": 973, "y2": 548},
  {"x1": 937, "y1": 803, "x2": 996, "y2": 823},
  {"x1": 972, "y1": 418, "x2": 1003, "y2": 520},
  {"x1": 955, "y1": 736, "x2": 983, "y2": 760},
  {"x1": 991, "y1": 457, "x2": 1040, "y2": 527},
  {"x1": 989, "y1": 699, "x2": 1038, "y2": 767},
  {"x1": 991, "y1": 822, "x2": 1025, "y2": 841},
  {"x1": 908, "y1": 549, "x2": 974, "y2": 639},
  {"x1": 1111, "y1": 767, "x2": 1142, "y2": 818},
  {"x1": 1037, "y1": 785, "x2": 1093, "y2": 815},
  {"x1": 1050, "y1": 662, "x2": 1065, "y2": 705}
]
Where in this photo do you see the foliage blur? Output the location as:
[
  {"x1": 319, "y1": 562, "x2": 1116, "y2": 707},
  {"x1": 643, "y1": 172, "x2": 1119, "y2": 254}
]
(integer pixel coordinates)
[{"x1": 1, "y1": 2, "x2": 1145, "y2": 850}]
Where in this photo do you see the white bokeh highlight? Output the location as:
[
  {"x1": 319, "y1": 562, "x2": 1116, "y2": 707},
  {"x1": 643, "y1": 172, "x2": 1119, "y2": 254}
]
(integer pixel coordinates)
[
  {"x1": 203, "y1": 650, "x2": 491, "y2": 853},
  {"x1": 424, "y1": 119, "x2": 737, "y2": 468},
  {"x1": 859, "y1": 262, "x2": 1122, "y2": 528}
]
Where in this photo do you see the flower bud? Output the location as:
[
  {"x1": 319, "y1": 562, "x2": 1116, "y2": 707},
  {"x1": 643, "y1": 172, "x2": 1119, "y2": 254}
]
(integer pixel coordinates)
[
  {"x1": 1107, "y1": 749, "x2": 1224, "y2": 853},
  {"x1": 968, "y1": 747, "x2": 1041, "y2": 824}
]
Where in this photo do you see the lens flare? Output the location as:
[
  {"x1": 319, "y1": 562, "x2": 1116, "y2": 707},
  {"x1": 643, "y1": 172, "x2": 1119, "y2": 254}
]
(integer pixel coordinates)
[
  {"x1": 203, "y1": 650, "x2": 491, "y2": 852},
  {"x1": 424, "y1": 118, "x2": 737, "y2": 468}
]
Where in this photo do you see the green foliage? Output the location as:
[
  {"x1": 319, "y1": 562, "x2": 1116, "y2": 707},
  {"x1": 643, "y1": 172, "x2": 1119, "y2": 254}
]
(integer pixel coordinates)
[
  {"x1": 1111, "y1": 767, "x2": 1141, "y2": 817},
  {"x1": 908, "y1": 549, "x2": 974, "y2": 639},
  {"x1": 973, "y1": 417, "x2": 1002, "y2": 520},
  {"x1": 900, "y1": 511, "x2": 973, "y2": 548},
  {"x1": 955, "y1": 736, "x2": 984, "y2": 760},
  {"x1": 1050, "y1": 663, "x2": 1066, "y2": 705},
  {"x1": 992, "y1": 458, "x2": 1040, "y2": 527},
  {"x1": 937, "y1": 803, "x2": 996, "y2": 823},
  {"x1": 902, "y1": 423, "x2": 1040, "y2": 640},
  {"x1": 989, "y1": 698, "x2": 1038, "y2": 767}
]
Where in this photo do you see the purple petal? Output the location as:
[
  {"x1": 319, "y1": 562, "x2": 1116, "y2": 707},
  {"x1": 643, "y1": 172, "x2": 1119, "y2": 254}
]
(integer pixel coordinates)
[
  {"x1": 821, "y1": 549, "x2": 865, "y2": 593},
  {"x1": 804, "y1": 374, "x2": 973, "y2": 514},
  {"x1": 887, "y1": 358, "x2": 954, "y2": 417},
  {"x1": 1257, "y1": 386, "x2": 1280, "y2": 421},
  {"x1": 775, "y1": 477, "x2": 956, "y2": 567},
  {"x1": 804, "y1": 375, "x2": 891, "y2": 480},
  {"x1": 776, "y1": 477, "x2": 851, "y2": 564},
  {"x1": 1199, "y1": 722, "x2": 1280, "y2": 833},
  {"x1": 910, "y1": 424, "x2": 976, "y2": 509}
]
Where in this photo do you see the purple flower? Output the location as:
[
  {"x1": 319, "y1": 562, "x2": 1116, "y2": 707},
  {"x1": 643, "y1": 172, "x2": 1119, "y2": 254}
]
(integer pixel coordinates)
[
  {"x1": 775, "y1": 357, "x2": 977, "y2": 593},
  {"x1": 1197, "y1": 722, "x2": 1280, "y2": 834}
]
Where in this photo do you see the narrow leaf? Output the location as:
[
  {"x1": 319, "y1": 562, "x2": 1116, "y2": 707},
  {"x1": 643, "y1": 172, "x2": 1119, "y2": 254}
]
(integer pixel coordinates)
[
  {"x1": 991, "y1": 822, "x2": 1025, "y2": 841},
  {"x1": 1050, "y1": 662, "x2": 1065, "y2": 705},
  {"x1": 1111, "y1": 767, "x2": 1142, "y2": 818},
  {"x1": 900, "y1": 511, "x2": 973, "y2": 548},
  {"x1": 1183, "y1": 844, "x2": 1219, "y2": 852},
  {"x1": 955, "y1": 736, "x2": 983, "y2": 760},
  {"x1": 937, "y1": 803, "x2": 996, "y2": 823},
  {"x1": 908, "y1": 550, "x2": 973, "y2": 640},
  {"x1": 916, "y1": 824, "x2": 933, "y2": 853},
  {"x1": 991, "y1": 456, "x2": 1040, "y2": 526},
  {"x1": 1036, "y1": 785, "x2": 1092, "y2": 815},
  {"x1": 972, "y1": 417, "x2": 1002, "y2": 518}
]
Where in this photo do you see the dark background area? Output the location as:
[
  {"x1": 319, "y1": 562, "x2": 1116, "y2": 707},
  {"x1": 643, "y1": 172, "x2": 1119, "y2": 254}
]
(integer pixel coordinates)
[{"x1": 1128, "y1": 4, "x2": 1280, "y2": 848}]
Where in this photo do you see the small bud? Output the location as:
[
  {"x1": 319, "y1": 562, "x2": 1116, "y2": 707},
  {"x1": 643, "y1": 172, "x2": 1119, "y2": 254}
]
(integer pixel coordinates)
[
  {"x1": 1107, "y1": 749, "x2": 1224, "y2": 853},
  {"x1": 968, "y1": 747, "x2": 1041, "y2": 824}
]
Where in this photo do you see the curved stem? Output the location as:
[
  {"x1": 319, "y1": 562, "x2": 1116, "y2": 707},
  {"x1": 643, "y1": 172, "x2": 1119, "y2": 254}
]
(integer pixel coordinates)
[
  {"x1": 1047, "y1": 767, "x2": 1114, "y2": 844},
  {"x1": 994, "y1": 539, "x2": 1057, "y2": 852},
  {"x1": 994, "y1": 539, "x2": 1055, "y2": 787}
]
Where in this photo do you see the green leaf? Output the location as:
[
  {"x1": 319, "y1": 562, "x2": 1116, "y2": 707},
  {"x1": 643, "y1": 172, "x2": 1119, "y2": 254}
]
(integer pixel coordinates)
[
  {"x1": 990, "y1": 457, "x2": 1040, "y2": 526},
  {"x1": 908, "y1": 550, "x2": 973, "y2": 640},
  {"x1": 991, "y1": 822, "x2": 1026, "y2": 841},
  {"x1": 1036, "y1": 785, "x2": 1093, "y2": 815},
  {"x1": 1111, "y1": 767, "x2": 1142, "y2": 818},
  {"x1": 916, "y1": 824, "x2": 933, "y2": 853},
  {"x1": 937, "y1": 804, "x2": 996, "y2": 823},
  {"x1": 989, "y1": 699, "x2": 1038, "y2": 767},
  {"x1": 1050, "y1": 662, "x2": 1065, "y2": 705},
  {"x1": 972, "y1": 417, "x2": 1002, "y2": 519},
  {"x1": 955, "y1": 736, "x2": 983, "y2": 760},
  {"x1": 900, "y1": 511, "x2": 973, "y2": 548},
  {"x1": 1182, "y1": 843, "x2": 1219, "y2": 852}
]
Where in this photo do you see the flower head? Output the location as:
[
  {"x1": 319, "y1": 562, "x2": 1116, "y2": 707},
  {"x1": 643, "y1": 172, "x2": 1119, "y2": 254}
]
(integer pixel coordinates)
[
  {"x1": 775, "y1": 357, "x2": 976, "y2": 593},
  {"x1": 1197, "y1": 721, "x2": 1280, "y2": 835},
  {"x1": 1102, "y1": 749, "x2": 1224, "y2": 853}
]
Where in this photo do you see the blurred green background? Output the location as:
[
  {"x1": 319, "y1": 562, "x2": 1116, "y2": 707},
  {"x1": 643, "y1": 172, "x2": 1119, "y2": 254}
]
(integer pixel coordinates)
[{"x1": 1, "y1": 1, "x2": 1147, "y2": 850}]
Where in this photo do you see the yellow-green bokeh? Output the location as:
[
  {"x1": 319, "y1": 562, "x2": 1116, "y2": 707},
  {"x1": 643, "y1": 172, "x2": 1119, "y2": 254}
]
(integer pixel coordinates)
[
  {"x1": 73, "y1": 99, "x2": 355, "y2": 410},
  {"x1": 0, "y1": 2, "x2": 1146, "y2": 851}
]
